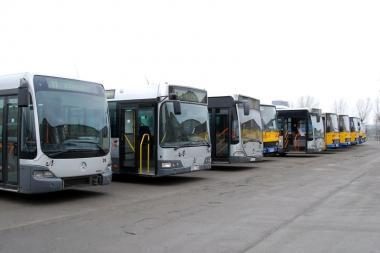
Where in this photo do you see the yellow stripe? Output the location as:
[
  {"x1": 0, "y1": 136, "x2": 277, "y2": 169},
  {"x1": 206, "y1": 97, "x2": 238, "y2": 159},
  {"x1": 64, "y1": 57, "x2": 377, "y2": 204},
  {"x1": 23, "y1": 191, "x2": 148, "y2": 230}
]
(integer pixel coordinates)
[{"x1": 263, "y1": 131, "x2": 279, "y2": 143}]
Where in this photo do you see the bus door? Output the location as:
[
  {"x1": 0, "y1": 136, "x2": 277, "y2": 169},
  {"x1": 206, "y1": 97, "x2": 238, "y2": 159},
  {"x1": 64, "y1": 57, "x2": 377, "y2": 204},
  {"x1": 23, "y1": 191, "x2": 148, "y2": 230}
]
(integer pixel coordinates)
[
  {"x1": 120, "y1": 104, "x2": 155, "y2": 175},
  {"x1": 209, "y1": 108, "x2": 230, "y2": 161},
  {"x1": 0, "y1": 96, "x2": 19, "y2": 188}
]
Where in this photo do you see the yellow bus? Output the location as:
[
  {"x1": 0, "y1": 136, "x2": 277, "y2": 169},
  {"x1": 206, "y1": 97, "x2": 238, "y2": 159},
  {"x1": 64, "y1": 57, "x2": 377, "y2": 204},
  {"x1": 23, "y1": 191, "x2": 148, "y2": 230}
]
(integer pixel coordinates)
[
  {"x1": 358, "y1": 120, "x2": 366, "y2": 144},
  {"x1": 338, "y1": 115, "x2": 351, "y2": 147},
  {"x1": 349, "y1": 116, "x2": 360, "y2": 145},
  {"x1": 322, "y1": 113, "x2": 340, "y2": 149},
  {"x1": 260, "y1": 104, "x2": 279, "y2": 155}
]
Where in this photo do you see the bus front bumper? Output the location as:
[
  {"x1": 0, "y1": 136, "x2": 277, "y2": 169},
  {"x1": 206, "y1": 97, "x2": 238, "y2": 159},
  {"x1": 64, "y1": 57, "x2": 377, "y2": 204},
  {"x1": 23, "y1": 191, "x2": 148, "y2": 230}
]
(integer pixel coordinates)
[
  {"x1": 326, "y1": 143, "x2": 340, "y2": 149},
  {"x1": 339, "y1": 142, "x2": 351, "y2": 147},
  {"x1": 263, "y1": 146, "x2": 278, "y2": 154},
  {"x1": 157, "y1": 163, "x2": 212, "y2": 176},
  {"x1": 19, "y1": 165, "x2": 112, "y2": 194}
]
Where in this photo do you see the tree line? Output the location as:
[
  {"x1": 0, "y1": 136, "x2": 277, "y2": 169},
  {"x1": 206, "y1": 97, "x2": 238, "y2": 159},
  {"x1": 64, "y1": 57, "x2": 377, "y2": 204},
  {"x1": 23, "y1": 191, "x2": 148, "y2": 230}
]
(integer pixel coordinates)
[{"x1": 292, "y1": 96, "x2": 376, "y2": 124}]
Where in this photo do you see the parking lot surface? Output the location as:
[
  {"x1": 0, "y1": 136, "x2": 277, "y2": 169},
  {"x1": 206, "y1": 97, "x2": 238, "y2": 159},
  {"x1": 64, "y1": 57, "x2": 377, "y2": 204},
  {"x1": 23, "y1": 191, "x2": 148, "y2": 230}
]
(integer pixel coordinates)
[{"x1": 1, "y1": 142, "x2": 379, "y2": 253}]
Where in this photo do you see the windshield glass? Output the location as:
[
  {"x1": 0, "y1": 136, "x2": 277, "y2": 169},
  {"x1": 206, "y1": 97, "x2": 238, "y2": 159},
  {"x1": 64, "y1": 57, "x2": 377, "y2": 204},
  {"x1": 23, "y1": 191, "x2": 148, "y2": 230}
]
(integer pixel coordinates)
[
  {"x1": 260, "y1": 106, "x2": 278, "y2": 131},
  {"x1": 310, "y1": 115, "x2": 324, "y2": 138},
  {"x1": 350, "y1": 118, "x2": 359, "y2": 132},
  {"x1": 159, "y1": 102, "x2": 209, "y2": 148},
  {"x1": 339, "y1": 116, "x2": 350, "y2": 132},
  {"x1": 34, "y1": 76, "x2": 109, "y2": 158},
  {"x1": 328, "y1": 114, "x2": 339, "y2": 132},
  {"x1": 353, "y1": 118, "x2": 359, "y2": 131},
  {"x1": 238, "y1": 105, "x2": 263, "y2": 144}
]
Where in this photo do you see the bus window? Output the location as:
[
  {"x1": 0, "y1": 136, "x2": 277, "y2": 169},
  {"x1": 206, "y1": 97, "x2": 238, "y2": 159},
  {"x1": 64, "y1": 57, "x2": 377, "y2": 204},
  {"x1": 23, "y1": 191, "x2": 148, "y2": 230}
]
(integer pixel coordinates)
[
  {"x1": 20, "y1": 97, "x2": 37, "y2": 159},
  {"x1": 310, "y1": 115, "x2": 324, "y2": 139},
  {"x1": 231, "y1": 108, "x2": 239, "y2": 144},
  {"x1": 108, "y1": 102, "x2": 118, "y2": 138},
  {"x1": 215, "y1": 108, "x2": 229, "y2": 157},
  {"x1": 326, "y1": 117, "x2": 331, "y2": 132}
]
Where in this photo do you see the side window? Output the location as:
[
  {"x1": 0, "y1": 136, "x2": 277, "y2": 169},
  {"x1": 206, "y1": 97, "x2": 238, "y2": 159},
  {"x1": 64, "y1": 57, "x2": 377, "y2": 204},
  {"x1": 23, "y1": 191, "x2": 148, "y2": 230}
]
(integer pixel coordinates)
[
  {"x1": 307, "y1": 119, "x2": 313, "y2": 137},
  {"x1": 20, "y1": 96, "x2": 37, "y2": 159},
  {"x1": 231, "y1": 108, "x2": 239, "y2": 144},
  {"x1": 326, "y1": 117, "x2": 331, "y2": 132},
  {"x1": 108, "y1": 102, "x2": 117, "y2": 138}
]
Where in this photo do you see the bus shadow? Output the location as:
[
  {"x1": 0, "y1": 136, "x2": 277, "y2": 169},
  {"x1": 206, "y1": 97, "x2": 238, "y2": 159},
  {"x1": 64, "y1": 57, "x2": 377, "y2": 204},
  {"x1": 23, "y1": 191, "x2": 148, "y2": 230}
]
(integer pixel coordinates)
[
  {"x1": 257, "y1": 158, "x2": 277, "y2": 163},
  {"x1": 278, "y1": 154, "x2": 321, "y2": 158},
  {"x1": 319, "y1": 151, "x2": 337, "y2": 155},
  {"x1": 113, "y1": 174, "x2": 205, "y2": 186},
  {"x1": 329, "y1": 147, "x2": 354, "y2": 153},
  {"x1": 0, "y1": 189, "x2": 105, "y2": 205},
  {"x1": 211, "y1": 164, "x2": 257, "y2": 171}
]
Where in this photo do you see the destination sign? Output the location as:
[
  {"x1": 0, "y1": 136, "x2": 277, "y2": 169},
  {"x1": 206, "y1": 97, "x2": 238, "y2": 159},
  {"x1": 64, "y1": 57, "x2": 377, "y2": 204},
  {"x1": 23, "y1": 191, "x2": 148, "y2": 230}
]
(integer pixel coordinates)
[
  {"x1": 169, "y1": 85, "x2": 207, "y2": 104},
  {"x1": 34, "y1": 75, "x2": 105, "y2": 96}
]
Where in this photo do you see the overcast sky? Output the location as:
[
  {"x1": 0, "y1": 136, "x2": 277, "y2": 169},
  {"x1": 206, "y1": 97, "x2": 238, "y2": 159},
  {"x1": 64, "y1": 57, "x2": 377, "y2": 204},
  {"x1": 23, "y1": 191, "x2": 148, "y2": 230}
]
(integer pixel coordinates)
[{"x1": 1, "y1": 0, "x2": 380, "y2": 121}]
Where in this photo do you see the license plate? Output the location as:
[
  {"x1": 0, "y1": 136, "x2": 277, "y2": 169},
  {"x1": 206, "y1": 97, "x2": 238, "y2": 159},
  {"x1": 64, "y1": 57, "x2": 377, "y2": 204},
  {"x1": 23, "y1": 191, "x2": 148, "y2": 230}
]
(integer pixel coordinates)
[{"x1": 268, "y1": 147, "x2": 275, "y2": 153}]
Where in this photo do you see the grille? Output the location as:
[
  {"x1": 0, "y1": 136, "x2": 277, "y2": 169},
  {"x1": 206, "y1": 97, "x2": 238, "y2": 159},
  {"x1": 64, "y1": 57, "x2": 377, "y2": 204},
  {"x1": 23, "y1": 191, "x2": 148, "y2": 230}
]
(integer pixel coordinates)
[
  {"x1": 264, "y1": 142, "x2": 277, "y2": 148},
  {"x1": 63, "y1": 175, "x2": 101, "y2": 188}
]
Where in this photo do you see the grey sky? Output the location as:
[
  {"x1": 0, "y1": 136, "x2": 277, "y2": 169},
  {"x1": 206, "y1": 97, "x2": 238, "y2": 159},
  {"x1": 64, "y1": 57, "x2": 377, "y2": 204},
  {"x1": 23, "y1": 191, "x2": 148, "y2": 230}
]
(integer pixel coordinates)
[{"x1": 1, "y1": 0, "x2": 379, "y2": 121}]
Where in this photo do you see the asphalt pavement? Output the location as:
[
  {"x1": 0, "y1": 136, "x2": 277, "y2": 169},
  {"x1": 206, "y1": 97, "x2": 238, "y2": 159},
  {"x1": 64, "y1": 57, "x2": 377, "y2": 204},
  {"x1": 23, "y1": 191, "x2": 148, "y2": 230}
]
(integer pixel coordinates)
[{"x1": 0, "y1": 142, "x2": 379, "y2": 253}]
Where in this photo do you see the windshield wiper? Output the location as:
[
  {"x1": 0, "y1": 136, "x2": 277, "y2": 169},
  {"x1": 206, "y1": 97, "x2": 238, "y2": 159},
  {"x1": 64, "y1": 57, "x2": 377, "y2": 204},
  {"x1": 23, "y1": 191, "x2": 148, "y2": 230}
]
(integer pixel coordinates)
[
  {"x1": 64, "y1": 140, "x2": 106, "y2": 153},
  {"x1": 46, "y1": 149, "x2": 85, "y2": 158},
  {"x1": 174, "y1": 143, "x2": 196, "y2": 150},
  {"x1": 244, "y1": 138, "x2": 262, "y2": 144},
  {"x1": 200, "y1": 141, "x2": 211, "y2": 147},
  {"x1": 174, "y1": 141, "x2": 211, "y2": 150}
]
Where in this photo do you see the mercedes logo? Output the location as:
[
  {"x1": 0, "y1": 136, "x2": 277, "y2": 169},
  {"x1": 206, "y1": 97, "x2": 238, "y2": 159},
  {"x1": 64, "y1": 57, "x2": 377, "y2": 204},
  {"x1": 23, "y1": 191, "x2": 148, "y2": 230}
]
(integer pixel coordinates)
[{"x1": 80, "y1": 162, "x2": 87, "y2": 171}]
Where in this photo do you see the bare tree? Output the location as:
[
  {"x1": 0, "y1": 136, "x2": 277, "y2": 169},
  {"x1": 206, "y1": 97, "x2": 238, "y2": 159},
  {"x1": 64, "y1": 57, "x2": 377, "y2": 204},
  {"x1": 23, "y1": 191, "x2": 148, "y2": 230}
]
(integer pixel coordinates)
[
  {"x1": 333, "y1": 99, "x2": 347, "y2": 115},
  {"x1": 356, "y1": 98, "x2": 372, "y2": 123},
  {"x1": 295, "y1": 96, "x2": 319, "y2": 108}
]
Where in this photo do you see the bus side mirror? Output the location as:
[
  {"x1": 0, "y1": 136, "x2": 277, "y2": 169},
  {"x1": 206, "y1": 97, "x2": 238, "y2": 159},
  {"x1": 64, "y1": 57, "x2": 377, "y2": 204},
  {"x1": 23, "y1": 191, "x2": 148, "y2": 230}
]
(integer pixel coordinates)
[
  {"x1": 169, "y1": 93, "x2": 178, "y2": 100},
  {"x1": 317, "y1": 116, "x2": 321, "y2": 123},
  {"x1": 173, "y1": 100, "x2": 181, "y2": 115},
  {"x1": 243, "y1": 102, "x2": 250, "y2": 116},
  {"x1": 18, "y1": 78, "x2": 29, "y2": 107}
]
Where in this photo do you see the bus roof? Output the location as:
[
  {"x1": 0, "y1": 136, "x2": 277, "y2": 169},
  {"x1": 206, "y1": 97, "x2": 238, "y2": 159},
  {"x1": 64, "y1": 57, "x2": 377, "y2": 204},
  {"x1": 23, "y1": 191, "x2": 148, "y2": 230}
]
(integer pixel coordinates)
[
  {"x1": 107, "y1": 84, "x2": 207, "y2": 102},
  {"x1": 0, "y1": 73, "x2": 103, "y2": 90},
  {"x1": 260, "y1": 104, "x2": 276, "y2": 108},
  {"x1": 322, "y1": 112, "x2": 338, "y2": 116},
  {"x1": 208, "y1": 94, "x2": 260, "y2": 108},
  {"x1": 276, "y1": 107, "x2": 316, "y2": 113},
  {"x1": 209, "y1": 94, "x2": 259, "y2": 101}
]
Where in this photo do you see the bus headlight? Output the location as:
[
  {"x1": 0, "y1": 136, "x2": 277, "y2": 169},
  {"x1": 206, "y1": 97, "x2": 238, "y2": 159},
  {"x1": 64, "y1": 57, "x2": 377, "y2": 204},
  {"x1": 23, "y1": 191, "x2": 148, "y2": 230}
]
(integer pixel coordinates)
[
  {"x1": 161, "y1": 162, "x2": 172, "y2": 168},
  {"x1": 159, "y1": 161, "x2": 183, "y2": 169},
  {"x1": 32, "y1": 170, "x2": 56, "y2": 179}
]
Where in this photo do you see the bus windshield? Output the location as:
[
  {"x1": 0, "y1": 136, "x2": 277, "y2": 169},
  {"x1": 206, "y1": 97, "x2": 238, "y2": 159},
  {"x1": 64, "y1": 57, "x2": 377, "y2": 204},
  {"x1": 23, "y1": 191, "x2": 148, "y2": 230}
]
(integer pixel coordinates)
[
  {"x1": 260, "y1": 106, "x2": 278, "y2": 131},
  {"x1": 310, "y1": 115, "x2": 324, "y2": 138},
  {"x1": 238, "y1": 105, "x2": 263, "y2": 144},
  {"x1": 352, "y1": 118, "x2": 359, "y2": 131},
  {"x1": 34, "y1": 76, "x2": 110, "y2": 158},
  {"x1": 159, "y1": 102, "x2": 209, "y2": 148},
  {"x1": 328, "y1": 114, "x2": 339, "y2": 132},
  {"x1": 339, "y1": 116, "x2": 350, "y2": 132}
]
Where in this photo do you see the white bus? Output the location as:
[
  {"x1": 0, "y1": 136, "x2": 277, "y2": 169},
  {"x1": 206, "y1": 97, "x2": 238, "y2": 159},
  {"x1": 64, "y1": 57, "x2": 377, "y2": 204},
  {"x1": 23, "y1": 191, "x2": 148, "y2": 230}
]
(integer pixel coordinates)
[
  {"x1": 277, "y1": 108, "x2": 325, "y2": 154},
  {"x1": 107, "y1": 84, "x2": 211, "y2": 176},
  {"x1": 0, "y1": 73, "x2": 112, "y2": 193},
  {"x1": 208, "y1": 95, "x2": 263, "y2": 164}
]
